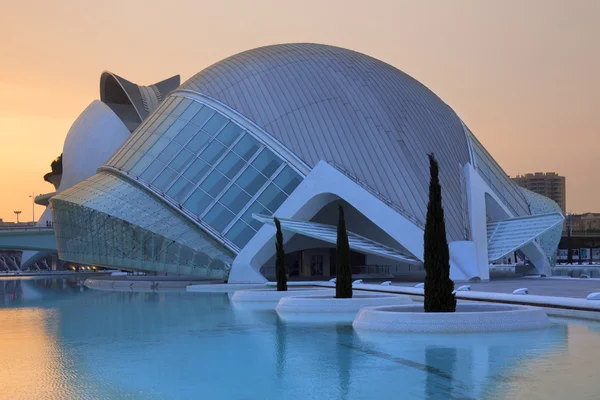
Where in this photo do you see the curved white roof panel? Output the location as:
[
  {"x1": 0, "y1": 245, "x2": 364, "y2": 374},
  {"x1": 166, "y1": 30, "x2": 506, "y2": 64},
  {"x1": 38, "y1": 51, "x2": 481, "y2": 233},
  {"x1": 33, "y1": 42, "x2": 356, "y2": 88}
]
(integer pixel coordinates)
[{"x1": 179, "y1": 43, "x2": 472, "y2": 241}]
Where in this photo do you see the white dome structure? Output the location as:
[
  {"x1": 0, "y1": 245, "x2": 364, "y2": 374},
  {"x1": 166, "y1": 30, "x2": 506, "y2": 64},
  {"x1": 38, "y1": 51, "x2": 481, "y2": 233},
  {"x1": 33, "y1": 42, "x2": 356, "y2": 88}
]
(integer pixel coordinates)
[
  {"x1": 48, "y1": 44, "x2": 564, "y2": 281},
  {"x1": 20, "y1": 72, "x2": 180, "y2": 269}
]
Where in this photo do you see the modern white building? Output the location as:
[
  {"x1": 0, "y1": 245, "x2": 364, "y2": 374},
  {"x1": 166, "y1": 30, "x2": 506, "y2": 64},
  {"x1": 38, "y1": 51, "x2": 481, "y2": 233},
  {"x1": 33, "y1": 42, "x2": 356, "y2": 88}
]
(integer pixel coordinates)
[
  {"x1": 19, "y1": 72, "x2": 180, "y2": 269},
  {"x1": 43, "y1": 43, "x2": 563, "y2": 283}
]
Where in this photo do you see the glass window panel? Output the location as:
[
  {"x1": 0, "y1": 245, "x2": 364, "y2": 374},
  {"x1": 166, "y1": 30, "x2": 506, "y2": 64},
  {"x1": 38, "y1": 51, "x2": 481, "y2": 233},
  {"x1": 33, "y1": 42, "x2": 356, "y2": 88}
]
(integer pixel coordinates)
[
  {"x1": 154, "y1": 115, "x2": 176, "y2": 136},
  {"x1": 216, "y1": 122, "x2": 243, "y2": 147},
  {"x1": 141, "y1": 160, "x2": 165, "y2": 182},
  {"x1": 162, "y1": 97, "x2": 179, "y2": 114},
  {"x1": 166, "y1": 177, "x2": 194, "y2": 202},
  {"x1": 179, "y1": 101, "x2": 203, "y2": 122},
  {"x1": 257, "y1": 183, "x2": 287, "y2": 212},
  {"x1": 152, "y1": 167, "x2": 178, "y2": 190},
  {"x1": 122, "y1": 151, "x2": 142, "y2": 171},
  {"x1": 163, "y1": 119, "x2": 187, "y2": 140},
  {"x1": 190, "y1": 106, "x2": 214, "y2": 128},
  {"x1": 172, "y1": 98, "x2": 192, "y2": 116},
  {"x1": 200, "y1": 170, "x2": 229, "y2": 197},
  {"x1": 225, "y1": 220, "x2": 256, "y2": 248},
  {"x1": 183, "y1": 189, "x2": 213, "y2": 216},
  {"x1": 220, "y1": 185, "x2": 251, "y2": 214},
  {"x1": 107, "y1": 147, "x2": 124, "y2": 166},
  {"x1": 173, "y1": 124, "x2": 199, "y2": 145},
  {"x1": 127, "y1": 127, "x2": 151, "y2": 149},
  {"x1": 115, "y1": 149, "x2": 134, "y2": 168},
  {"x1": 274, "y1": 166, "x2": 302, "y2": 195},
  {"x1": 147, "y1": 137, "x2": 170, "y2": 158},
  {"x1": 241, "y1": 201, "x2": 270, "y2": 230},
  {"x1": 215, "y1": 153, "x2": 245, "y2": 179},
  {"x1": 202, "y1": 113, "x2": 228, "y2": 135},
  {"x1": 204, "y1": 203, "x2": 235, "y2": 232},
  {"x1": 157, "y1": 142, "x2": 181, "y2": 164},
  {"x1": 130, "y1": 155, "x2": 153, "y2": 176},
  {"x1": 232, "y1": 134, "x2": 260, "y2": 160},
  {"x1": 165, "y1": 243, "x2": 179, "y2": 265},
  {"x1": 145, "y1": 113, "x2": 164, "y2": 132},
  {"x1": 200, "y1": 140, "x2": 226, "y2": 165},
  {"x1": 183, "y1": 158, "x2": 210, "y2": 182},
  {"x1": 137, "y1": 133, "x2": 160, "y2": 153},
  {"x1": 186, "y1": 131, "x2": 211, "y2": 153},
  {"x1": 169, "y1": 149, "x2": 195, "y2": 173},
  {"x1": 235, "y1": 166, "x2": 267, "y2": 196},
  {"x1": 252, "y1": 149, "x2": 282, "y2": 177}
]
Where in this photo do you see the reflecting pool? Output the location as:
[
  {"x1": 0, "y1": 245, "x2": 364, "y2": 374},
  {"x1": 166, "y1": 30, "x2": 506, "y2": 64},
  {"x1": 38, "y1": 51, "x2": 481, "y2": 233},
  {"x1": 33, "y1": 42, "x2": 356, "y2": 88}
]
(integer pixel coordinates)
[{"x1": 1, "y1": 278, "x2": 600, "y2": 399}]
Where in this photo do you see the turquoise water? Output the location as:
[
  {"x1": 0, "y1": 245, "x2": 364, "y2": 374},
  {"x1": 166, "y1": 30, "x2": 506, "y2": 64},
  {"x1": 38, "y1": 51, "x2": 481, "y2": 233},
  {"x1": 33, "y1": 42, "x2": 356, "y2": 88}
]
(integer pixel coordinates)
[{"x1": 1, "y1": 278, "x2": 600, "y2": 399}]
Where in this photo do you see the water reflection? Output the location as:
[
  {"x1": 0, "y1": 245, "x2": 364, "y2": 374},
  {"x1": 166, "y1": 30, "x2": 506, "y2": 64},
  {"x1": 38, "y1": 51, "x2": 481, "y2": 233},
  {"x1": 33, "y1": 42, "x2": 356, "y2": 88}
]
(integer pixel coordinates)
[
  {"x1": 355, "y1": 325, "x2": 568, "y2": 399},
  {"x1": 275, "y1": 317, "x2": 287, "y2": 380},
  {"x1": 424, "y1": 346, "x2": 459, "y2": 400},
  {"x1": 0, "y1": 278, "x2": 87, "y2": 306},
  {"x1": 336, "y1": 325, "x2": 354, "y2": 400},
  {"x1": 1, "y1": 280, "x2": 598, "y2": 399},
  {"x1": 0, "y1": 306, "x2": 107, "y2": 398}
]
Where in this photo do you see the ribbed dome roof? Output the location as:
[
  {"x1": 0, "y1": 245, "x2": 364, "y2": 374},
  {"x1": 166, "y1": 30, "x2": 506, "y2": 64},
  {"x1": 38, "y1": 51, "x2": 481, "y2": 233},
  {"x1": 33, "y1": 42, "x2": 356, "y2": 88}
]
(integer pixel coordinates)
[{"x1": 180, "y1": 43, "x2": 471, "y2": 240}]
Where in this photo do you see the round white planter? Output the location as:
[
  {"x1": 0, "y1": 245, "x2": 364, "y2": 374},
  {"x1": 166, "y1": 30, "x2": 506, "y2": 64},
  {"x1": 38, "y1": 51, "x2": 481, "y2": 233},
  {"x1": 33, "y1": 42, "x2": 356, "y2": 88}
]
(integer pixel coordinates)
[
  {"x1": 352, "y1": 303, "x2": 551, "y2": 333},
  {"x1": 276, "y1": 293, "x2": 412, "y2": 324},
  {"x1": 231, "y1": 288, "x2": 334, "y2": 311}
]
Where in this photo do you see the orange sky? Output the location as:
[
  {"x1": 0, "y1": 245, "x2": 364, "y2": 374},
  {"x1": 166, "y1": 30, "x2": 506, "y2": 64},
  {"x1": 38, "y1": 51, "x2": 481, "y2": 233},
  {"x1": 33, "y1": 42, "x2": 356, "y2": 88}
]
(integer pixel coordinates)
[{"x1": 0, "y1": 0, "x2": 598, "y2": 222}]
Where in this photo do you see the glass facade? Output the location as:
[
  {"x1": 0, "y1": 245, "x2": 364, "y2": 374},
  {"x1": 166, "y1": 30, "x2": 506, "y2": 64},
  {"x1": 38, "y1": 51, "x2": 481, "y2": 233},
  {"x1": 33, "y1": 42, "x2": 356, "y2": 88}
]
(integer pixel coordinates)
[
  {"x1": 105, "y1": 93, "x2": 303, "y2": 251},
  {"x1": 51, "y1": 173, "x2": 233, "y2": 278},
  {"x1": 520, "y1": 187, "x2": 563, "y2": 266}
]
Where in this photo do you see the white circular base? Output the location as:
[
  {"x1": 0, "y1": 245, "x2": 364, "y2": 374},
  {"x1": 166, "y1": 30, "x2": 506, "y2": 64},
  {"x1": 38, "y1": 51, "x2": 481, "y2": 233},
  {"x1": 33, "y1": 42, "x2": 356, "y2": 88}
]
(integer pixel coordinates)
[
  {"x1": 231, "y1": 288, "x2": 334, "y2": 311},
  {"x1": 352, "y1": 303, "x2": 551, "y2": 333},
  {"x1": 276, "y1": 293, "x2": 412, "y2": 324}
]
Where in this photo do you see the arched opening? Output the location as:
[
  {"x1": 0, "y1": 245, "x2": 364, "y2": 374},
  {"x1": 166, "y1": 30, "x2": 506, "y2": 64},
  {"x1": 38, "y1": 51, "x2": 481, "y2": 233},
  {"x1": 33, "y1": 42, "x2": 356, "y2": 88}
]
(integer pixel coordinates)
[{"x1": 258, "y1": 199, "x2": 422, "y2": 280}]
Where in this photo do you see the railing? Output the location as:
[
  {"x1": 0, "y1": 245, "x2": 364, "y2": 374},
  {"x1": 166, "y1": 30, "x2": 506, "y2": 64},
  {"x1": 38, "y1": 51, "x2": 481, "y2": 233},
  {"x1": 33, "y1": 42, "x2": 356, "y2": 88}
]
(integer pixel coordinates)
[
  {"x1": 327, "y1": 161, "x2": 424, "y2": 228},
  {"x1": 0, "y1": 225, "x2": 52, "y2": 232}
]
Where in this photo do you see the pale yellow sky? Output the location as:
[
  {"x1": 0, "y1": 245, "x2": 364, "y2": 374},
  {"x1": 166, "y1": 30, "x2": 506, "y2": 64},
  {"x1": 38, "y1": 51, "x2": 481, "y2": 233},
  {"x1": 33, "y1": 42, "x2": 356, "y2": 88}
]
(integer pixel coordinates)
[{"x1": 0, "y1": 0, "x2": 598, "y2": 222}]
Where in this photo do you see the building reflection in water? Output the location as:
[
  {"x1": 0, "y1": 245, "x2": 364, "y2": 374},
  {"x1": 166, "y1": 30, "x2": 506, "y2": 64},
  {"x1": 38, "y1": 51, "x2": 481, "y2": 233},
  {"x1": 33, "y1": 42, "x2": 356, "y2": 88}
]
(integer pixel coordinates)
[
  {"x1": 0, "y1": 278, "x2": 87, "y2": 306},
  {"x1": 355, "y1": 324, "x2": 568, "y2": 399}
]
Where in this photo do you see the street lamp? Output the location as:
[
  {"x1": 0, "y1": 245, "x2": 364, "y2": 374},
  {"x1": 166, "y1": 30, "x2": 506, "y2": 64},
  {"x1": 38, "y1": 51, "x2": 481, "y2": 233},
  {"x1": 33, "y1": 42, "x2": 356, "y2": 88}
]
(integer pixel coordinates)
[
  {"x1": 28, "y1": 192, "x2": 35, "y2": 223},
  {"x1": 13, "y1": 211, "x2": 21, "y2": 224}
]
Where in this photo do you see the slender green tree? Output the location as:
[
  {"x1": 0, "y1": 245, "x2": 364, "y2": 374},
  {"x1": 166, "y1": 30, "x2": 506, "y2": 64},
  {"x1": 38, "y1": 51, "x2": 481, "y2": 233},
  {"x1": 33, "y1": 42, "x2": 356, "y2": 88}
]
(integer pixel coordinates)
[
  {"x1": 423, "y1": 153, "x2": 456, "y2": 312},
  {"x1": 274, "y1": 217, "x2": 287, "y2": 291},
  {"x1": 335, "y1": 205, "x2": 352, "y2": 298}
]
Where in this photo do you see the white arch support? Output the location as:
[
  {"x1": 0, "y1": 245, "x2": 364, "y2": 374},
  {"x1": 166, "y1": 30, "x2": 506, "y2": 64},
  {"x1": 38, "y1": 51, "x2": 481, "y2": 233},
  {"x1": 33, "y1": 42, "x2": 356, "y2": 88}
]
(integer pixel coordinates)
[{"x1": 228, "y1": 161, "x2": 482, "y2": 283}]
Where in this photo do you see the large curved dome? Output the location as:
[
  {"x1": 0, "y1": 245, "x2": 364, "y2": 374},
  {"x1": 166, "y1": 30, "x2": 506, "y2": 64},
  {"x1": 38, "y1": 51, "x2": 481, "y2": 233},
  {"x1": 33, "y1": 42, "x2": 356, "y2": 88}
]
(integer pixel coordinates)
[{"x1": 181, "y1": 43, "x2": 471, "y2": 240}]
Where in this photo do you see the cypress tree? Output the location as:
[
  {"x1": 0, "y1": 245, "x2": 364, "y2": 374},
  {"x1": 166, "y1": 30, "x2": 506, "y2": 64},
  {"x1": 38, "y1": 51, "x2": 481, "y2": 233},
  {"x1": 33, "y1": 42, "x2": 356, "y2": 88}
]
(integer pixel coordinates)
[
  {"x1": 424, "y1": 153, "x2": 456, "y2": 312},
  {"x1": 335, "y1": 205, "x2": 352, "y2": 298},
  {"x1": 274, "y1": 217, "x2": 287, "y2": 291}
]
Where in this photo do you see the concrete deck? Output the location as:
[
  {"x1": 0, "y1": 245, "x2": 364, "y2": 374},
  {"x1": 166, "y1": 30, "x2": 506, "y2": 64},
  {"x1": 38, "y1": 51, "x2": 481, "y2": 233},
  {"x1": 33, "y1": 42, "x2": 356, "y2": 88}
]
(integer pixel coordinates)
[{"x1": 393, "y1": 277, "x2": 600, "y2": 299}]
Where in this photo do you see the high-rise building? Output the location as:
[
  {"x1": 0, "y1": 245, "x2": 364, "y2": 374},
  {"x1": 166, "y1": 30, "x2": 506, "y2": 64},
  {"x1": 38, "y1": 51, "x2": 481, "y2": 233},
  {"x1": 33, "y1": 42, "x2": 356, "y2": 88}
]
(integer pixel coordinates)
[{"x1": 512, "y1": 172, "x2": 566, "y2": 213}]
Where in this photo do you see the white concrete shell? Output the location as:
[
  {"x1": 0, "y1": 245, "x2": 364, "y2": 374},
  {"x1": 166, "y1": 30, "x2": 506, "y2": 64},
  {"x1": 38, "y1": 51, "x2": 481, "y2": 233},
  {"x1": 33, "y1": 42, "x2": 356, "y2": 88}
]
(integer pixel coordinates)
[
  {"x1": 57, "y1": 100, "x2": 130, "y2": 193},
  {"x1": 21, "y1": 101, "x2": 130, "y2": 269},
  {"x1": 47, "y1": 43, "x2": 563, "y2": 281}
]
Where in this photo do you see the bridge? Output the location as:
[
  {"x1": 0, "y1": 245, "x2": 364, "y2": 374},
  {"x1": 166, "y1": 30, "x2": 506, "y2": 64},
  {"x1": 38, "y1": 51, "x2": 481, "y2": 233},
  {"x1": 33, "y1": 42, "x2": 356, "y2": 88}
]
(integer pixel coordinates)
[{"x1": 0, "y1": 227, "x2": 57, "y2": 252}]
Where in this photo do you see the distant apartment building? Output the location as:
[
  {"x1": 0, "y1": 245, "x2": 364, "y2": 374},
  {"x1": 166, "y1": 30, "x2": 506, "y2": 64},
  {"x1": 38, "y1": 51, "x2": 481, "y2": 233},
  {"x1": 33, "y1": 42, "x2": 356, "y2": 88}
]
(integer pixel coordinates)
[
  {"x1": 565, "y1": 213, "x2": 600, "y2": 234},
  {"x1": 512, "y1": 172, "x2": 566, "y2": 213}
]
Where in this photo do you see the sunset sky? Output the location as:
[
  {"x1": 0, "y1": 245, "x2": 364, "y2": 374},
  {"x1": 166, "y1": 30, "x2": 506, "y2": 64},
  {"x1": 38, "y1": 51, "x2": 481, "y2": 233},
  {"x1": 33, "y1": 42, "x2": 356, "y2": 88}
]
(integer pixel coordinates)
[{"x1": 0, "y1": 0, "x2": 598, "y2": 222}]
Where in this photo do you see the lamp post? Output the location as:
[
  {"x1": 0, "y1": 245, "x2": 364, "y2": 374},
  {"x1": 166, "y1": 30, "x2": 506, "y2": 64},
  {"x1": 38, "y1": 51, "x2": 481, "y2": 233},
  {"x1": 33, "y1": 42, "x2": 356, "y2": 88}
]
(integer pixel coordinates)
[
  {"x1": 28, "y1": 192, "x2": 35, "y2": 223},
  {"x1": 13, "y1": 211, "x2": 21, "y2": 224}
]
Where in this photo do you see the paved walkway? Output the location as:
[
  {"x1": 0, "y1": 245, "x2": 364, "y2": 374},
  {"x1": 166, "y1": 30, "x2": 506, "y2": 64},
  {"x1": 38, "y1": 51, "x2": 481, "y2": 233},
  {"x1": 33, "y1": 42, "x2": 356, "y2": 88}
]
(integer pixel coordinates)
[{"x1": 394, "y1": 277, "x2": 600, "y2": 299}]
